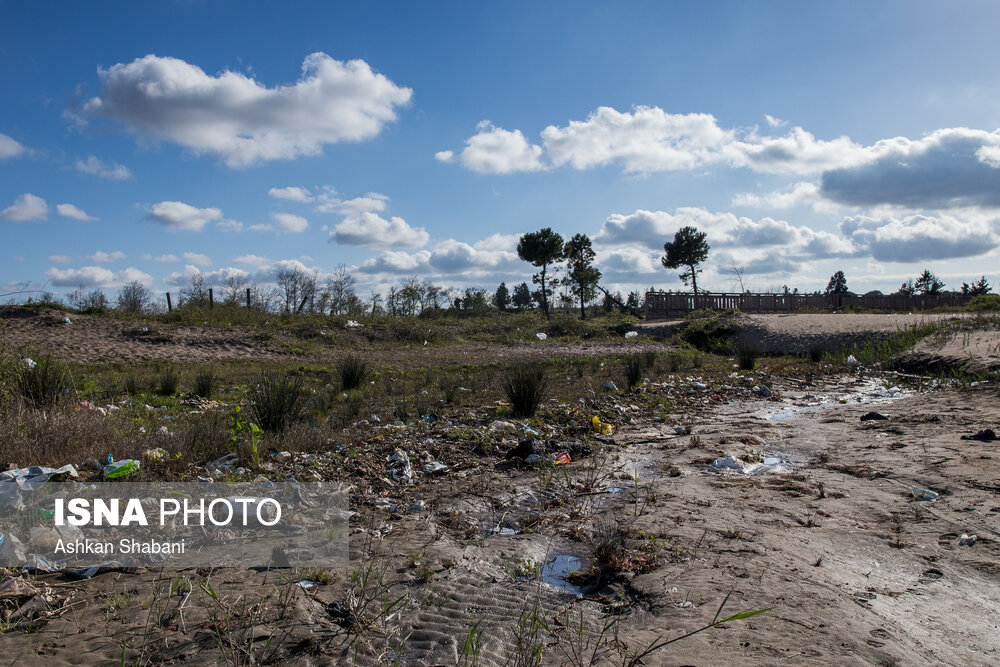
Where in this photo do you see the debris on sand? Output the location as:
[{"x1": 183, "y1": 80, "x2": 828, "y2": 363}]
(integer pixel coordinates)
[
  {"x1": 961, "y1": 428, "x2": 997, "y2": 442},
  {"x1": 860, "y1": 411, "x2": 889, "y2": 422},
  {"x1": 959, "y1": 533, "x2": 978, "y2": 546},
  {"x1": 389, "y1": 448, "x2": 414, "y2": 484},
  {"x1": 536, "y1": 332, "x2": 547, "y2": 340},
  {"x1": 911, "y1": 486, "x2": 939, "y2": 502}
]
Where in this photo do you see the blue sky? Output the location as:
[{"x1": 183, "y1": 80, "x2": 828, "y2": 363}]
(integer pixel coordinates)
[{"x1": 3, "y1": 0, "x2": 1000, "y2": 304}]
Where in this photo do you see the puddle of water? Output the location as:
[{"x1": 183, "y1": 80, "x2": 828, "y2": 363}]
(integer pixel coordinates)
[
  {"x1": 542, "y1": 554, "x2": 586, "y2": 597},
  {"x1": 764, "y1": 378, "x2": 910, "y2": 422}
]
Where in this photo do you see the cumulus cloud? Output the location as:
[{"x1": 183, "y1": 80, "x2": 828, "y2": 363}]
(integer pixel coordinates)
[
  {"x1": 473, "y1": 232, "x2": 520, "y2": 251},
  {"x1": 820, "y1": 128, "x2": 1000, "y2": 209},
  {"x1": 85, "y1": 52, "x2": 412, "y2": 167},
  {"x1": 597, "y1": 247, "x2": 662, "y2": 275},
  {"x1": 233, "y1": 254, "x2": 271, "y2": 268},
  {"x1": 153, "y1": 254, "x2": 179, "y2": 262},
  {"x1": 317, "y1": 191, "x2": 389, "y2": 215},
  {"x1": 147, "y1": 201, "x2": 222, "y2": 231},
  {"x1": 358, "y1": 250, "x2": 432, "y2": 274},
  {"x1": 57, "y1": 203, "x2": 98, "y2": 220},
  {"x1": 182, "y1": 252, "x2": 211, "y2": 266},
  {"x1": 765, "y1": 114, "x2": 787, "y2": 128},
  {"x1": 88, "y1": 250, "x2": 125, "y2": 263},
  {"x1": 840, "y1": 213, "x2": 999, "y2": 262},
  {"x1": 436, "y1": 121, "x2": 545, "y2": 174},
  {"x1": 216, "y1": 219, "x2": 243, "y2": 232},
  {"x1": 0, "y1": 133, "x2": 26, "y2": 159},
  {"x1": 268, "y1": 186, "x2": 313, "y2": 202},
  {"x1": 74, "y1": 155, "x2": 132, "y2": 180},
  {"x1": 438, "y1": 106, "x2": 872, "y2": 175},
  {"x1": 166, "y1": 264, "x2": 247, "y2": 287},
  {"x1": 49, "y1": 255, "x2": 72, "y2": 264},
  {"x1": 1, "y1": 193, "x2": 48, "y2": 221},
  {"x1": 46, "y1": 265, "x2": 152, "y2": 288},
  {"x1": 732, "y1": 181, "x2": 824, "y2": 210},
  {"x1": 331, "y1": 211, "x2": 429, "y2": 248},
  {"x1": 272, "y1": 212, "x2": 309, "y2": 233}
]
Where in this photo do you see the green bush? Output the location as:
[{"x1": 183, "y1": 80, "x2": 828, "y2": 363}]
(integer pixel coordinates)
[
  {"x1": 732, "y1": 342, "x2": 759, "y2": 370},
  {"x1": 247, "y1": 372, "x2": 304, "y2": 432},
  {"x1": 679, "y1": 313, "x2": 739, "y2": 353},
  {"x1": 501, "y1": 365, "x2": 549, "y2": 418},
  {"x1": 339, "y1": 355, "x2": 369, "y2": 391},
  {"x1": 17, "y1": 356, "x2": 72, "y2": 407},
  {"x1": 967, "y1": 294, "x2": 1000, "y2": 311},
  {"x1": 156, "y1": 367, "x2": 180, "y2": 396}
]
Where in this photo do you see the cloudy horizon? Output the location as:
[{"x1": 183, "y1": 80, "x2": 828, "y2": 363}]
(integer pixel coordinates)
[{"x1": 3, "y1": 2, "x2": 999, "y2": 304}]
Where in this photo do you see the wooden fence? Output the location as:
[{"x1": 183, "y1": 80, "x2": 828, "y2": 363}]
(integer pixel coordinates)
[{"x1": 643, "y1": 291, "x2": 972, "y2": 319}]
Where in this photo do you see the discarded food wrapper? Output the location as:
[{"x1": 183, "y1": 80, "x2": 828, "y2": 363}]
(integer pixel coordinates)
[
  {"x1": 536, "y1": 332, "x2": 547, "y2": 340},
  {"x1": 624, "y1": 331, "x2": 638, "y2": 339},
  {"x1": 345, "y1": 320, "x2": 363, "y2": 328},
  {"x1": 603, "y1": 381, "x2": 619, "y2": 392},
  {"x1": 104, "y1": 459, "x2": 140, "y2": 479},
  {"x1": 143, "y1": 447, "x2": 169, "y2": 461},
  {"x1": 548, "y1": 451, "x2": 572, "y2": 465},
  {"x1": 422, "y1": 461, "x2": 447, "y2": 475},
  {"x1": 959, "y1": 533, "x2": 978, "y2": 546},
  {"x1": 296, "y1": 580, "x2": 315, "y2": 589},
  {"x1": 23, "y1": 358, "x2": 36, "y2": 370},
  {"x1": 911, "y1": 486, "x2": 938, "y2": 502},
  {"x1": 591, "y1": 416, "x2": 613, "y2": 435}
]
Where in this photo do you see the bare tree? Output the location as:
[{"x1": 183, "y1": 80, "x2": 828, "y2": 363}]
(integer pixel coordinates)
[
  {"x1": 181, "y1": 272, "x2": 209, "y2": 307},
  {"x1": 221, "y1": 273, "x2": 249, "y2": 305},
  {"x1": 116, "y1": 281, "x2": 151, "y2": 314},
  {"x1": 324, "y1": 265, "x2": 357, "y2": 315},
  {"x1": 728, "y1": 261, "x2": 748, "y2": 293}
]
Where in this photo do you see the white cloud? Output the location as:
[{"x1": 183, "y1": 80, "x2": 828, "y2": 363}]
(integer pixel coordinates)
[
  {"x1": 358, "y1": 250, "x2": 432, "y2": 274},
  {"x1": 427, "y1": 239, "x2": 519, "y2": 274},
  {"x1": 74, "y1": 155, "x2": 132, "y2": 180},
  {"x1": 331, "y1": 211, "x2": 429, "y2": 248},
  {"x1": 436, "y1": 121, "x2": 545, "y2": 174},
  {"x1": 147, "y1": 201, "x2": 222, "y2": 231},
  {"x1": 597, "y1": 247, "x2": 662, "y2": 275},
  {"x1": 233, "y1": 254, "x2": 270, "y2": 268},
  {"x1": 46, "y1": 265, "x2": 153, "y2": 288},
  {"x1": 765, "y1": 114, "x2": 787, "y2": 128},
  {"x1": 732, "y1": 181, "x2": 825, "y2": 210},
  {"x1": 57, "y1": 203, "x2": 98, "y2": 221},
  {"x1": 0, "y1": 133, "x2": 26, "y2": 159},
  {"x1": 268, "y1": 186, "x2": 313, "y2": 202},
  {"x1": 216, "y1": 219, "x2": 244, "y2": 232},
  {"x1": 840, "y1": 213, "x2": 999, "y2": 262},
  {"x1": 1, "y1": 193, "x2": 48, "y2": 221},
  {"x1": 473, "y1": 232, "x2": 520, "y2": 251},
  {"x1": 49, "y1": 255, "x2": 72, "y2": 264},
  {"x1": 438, "y1": 105, "x2": 877, "y2": 176},
  {"x1": 317, "y1": 191, "x2": 389, "y2": 215},
  {"x1": 182, "y1": 252, "x2": 212, "y2": 266},
  {"x1": 272, "y1": 212, "x2": 309, "y2": 233},
  {"x1": 154, "y1": 254, "x2": 178, "y2": 262},
  {"x1": 166, "y1": 265, "x2": 247, "y2": 287},
  {"x1": 819, "y1": 128, "x2": 1000, "y2": 209},
  {"x1": 88, "y1": 250, "x2": 125, "y2": 263},
  {"x1": 248, "y1": 223, "x2": 275, "y2": 232},
  {"x1": 85, "y1": 52, "x2": 412, "y2": 167}
]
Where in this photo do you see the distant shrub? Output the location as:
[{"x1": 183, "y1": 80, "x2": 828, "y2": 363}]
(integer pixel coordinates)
[
  {"x1": 156, "y1": 367, "x2": 180, "y2": 396},
  {"x1": 808, "y1": 345, "x2": 824, "y2": 363},
  {"x1": 193, "y1": 368, "x2": 214, "y2": 398},
  {"x1": 967, "y1": 294, "x2": 1000, "y2": 312},
  {"x1": 502, "y1": 365, "x2": 549, "y2": 418},
  {"x1": 733, "y1": 342, "x2": 758, "y2": 370},
  {"x1": 623, "y1": 353, "x2": 645, "y2": 389},
  {"x1": 17, "y1": 356, "x2": 71, "y2": 407},
  {"x1": 247, "y1": 372, "x2": 304, "y2": 432},
  {"x1": 679, "y1": 313, "x2": 739, "y2": 353},
  {"x1": 339, "y1": 355, "x2": 369, "y2": 391},
  {"x1": 668, "y1": 353, "x2": 681, "y2": 372},
  {"x1": 124, "y1": 374, "x2": 144, "y2": 396}
]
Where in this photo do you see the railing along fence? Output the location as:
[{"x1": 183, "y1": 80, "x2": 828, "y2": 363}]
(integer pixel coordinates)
[{"x1": 643, "y1": 291, "x2": 972, "y2": 319}]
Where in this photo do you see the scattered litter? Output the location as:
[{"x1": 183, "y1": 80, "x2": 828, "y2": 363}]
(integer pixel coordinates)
[
  {"x1": 959, "y1": 533, "x2": 978, "y2": 546},
  {"x1": 603, "y1": 381, "x2": 619, "y2": 392},
  {"x1": 524, "y1": 454, "x2": 542, "y2": 463},
  {"x1": 274, "y1": 451, "x2": 292, "y2": 463},
  {"x1": 389, "y1": 448, "x2": 414, "y2": 484},
  {"x1": 296, "y1": 580, "x2": 315, "y2": 589},
  {"x1": 846, "y1": 355, "x2": 860, "y2": 366},
  {"x1": 755, "y1": 385, "x2": 771, "y2": 398},
  {"x1": 548, "y1": 451, "x2": 572, "y2": 465},
  {"x1": 624, "y1": 331, "x2": 638, "y2": 339},
  {"x1": 673, "y1": 425, "x2": 690, "y2": 435},
  {"x1": 536, "y1": 332, "x2": 547, "y2": 340},
  {"x1": 345, "y1": 320, "x2": 363, "y2": 328},
  {"x1": 860, "y1": 411, "x2": 889, "y2": 422},
  {"x1": 711, "y1": 455, "x2": 791, "y2": 475},
  {"x1": 489, "y1": 420, "x2": 516, "y2": 432},
  {"x1": 690, "y1": 381, "x2": 708, "y2": 391},
  {"x1": 23, "y1": 358, "x2": 36, "y2": 369},
  {"x1": 591, "y1": 416, "x2": 613, "y2": 435},
  {"x1": 421, "y1": 461, "x2": 447, "y2": 475},
  {"x1": 911, "y1": 486, "x2": 939, "y2": 502},
  {"x1": 961, "y1": 428, "x2": 997, "y2": 442},
  {"x1": 104, "y1": 459, "x2": 140, "y2": 479},
  {"x1": 62, "y1": 317, "x2": 71, "y2": 325},
  {"x1": 143, "y1": 448, "x2": 169, "y2": 461},
  {"x1": 409, "y1": 500, "x2": 426, "y2": 512},
  {"x1": 206, "y1": 452, "x2": 239, "y2": 472}
]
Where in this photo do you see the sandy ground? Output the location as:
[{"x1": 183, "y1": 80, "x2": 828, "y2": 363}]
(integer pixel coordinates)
[{"x1": 2, "y1": 310, "x2": 999, "y2": 664}]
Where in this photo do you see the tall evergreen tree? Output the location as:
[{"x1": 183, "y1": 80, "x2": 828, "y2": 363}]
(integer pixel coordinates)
[
  {"x1": 562, "y1": 233, "x2": 601, "y2": 319},
  {"x1": 661, "y1": 226, "x2": 710, "y2": 296},
  {"x1": 517, "y1": 228, "x2": 564, "y2": 319}
]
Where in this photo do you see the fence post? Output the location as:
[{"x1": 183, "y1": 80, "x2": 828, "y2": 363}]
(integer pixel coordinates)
[
  {"x1": 208, "y1": 288, "x2": 214, "y2": 310},
  {"x1": 246, "y1": 287, "x2": 251, "y2": 309},
  {"x1": 166, "y1": 292, "x2": 172, "y2": 312}
]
